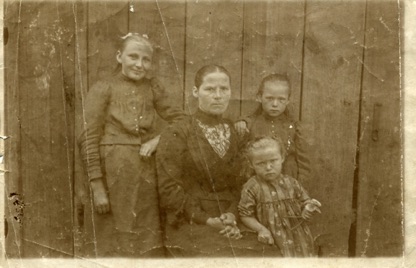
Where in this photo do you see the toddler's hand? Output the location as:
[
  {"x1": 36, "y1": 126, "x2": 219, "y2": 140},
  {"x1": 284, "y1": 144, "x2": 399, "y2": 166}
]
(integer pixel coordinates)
[
  {"x1": 90, "y1": 179, "x2": 110, "y2": 214},
  {"x1": 301, "y1": 199, "x2": 322, "y2": 221},
  {"x1": 234, "y1": 121, "x2": 249, "y2": 136},
  {"x1": 258, "y1": 228, "x2": 274, "y2": 245},
  {"x1": 139, "y1": 135, "x2": 160, "y2": 158}
]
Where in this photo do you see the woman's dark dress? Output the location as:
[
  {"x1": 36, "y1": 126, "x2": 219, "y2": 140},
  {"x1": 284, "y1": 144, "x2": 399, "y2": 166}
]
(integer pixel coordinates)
[{"x1": 156, "y1": 109, "x2": 281, "y2": 257}]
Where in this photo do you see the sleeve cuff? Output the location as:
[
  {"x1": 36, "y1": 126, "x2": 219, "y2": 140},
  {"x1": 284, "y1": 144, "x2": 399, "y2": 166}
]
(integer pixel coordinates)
[
  {"x1": 88, "y1": 169, "x2": 103, "y2": 181},
  {"x1": 191, "y1": 213, "x2": 210, "y2": 225}
]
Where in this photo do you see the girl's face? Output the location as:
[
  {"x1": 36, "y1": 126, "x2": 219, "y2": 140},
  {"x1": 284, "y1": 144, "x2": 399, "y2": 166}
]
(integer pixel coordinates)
[
  {"x1": 249, "y1": 145, "x2": 284, "y2": 182},
  {"x1": 192, "y1": 72, "x2": 231, "y2": 115},
  {"x1": 116, "y1": 40, "x2": 153, "y2": 81},
  {"x1": 258, "y1": 81, "x2": 290, "y2": 117}
]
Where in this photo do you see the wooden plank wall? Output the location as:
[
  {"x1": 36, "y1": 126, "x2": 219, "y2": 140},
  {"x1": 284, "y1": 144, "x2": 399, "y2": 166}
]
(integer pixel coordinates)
[
  {"x1": 355, "y1": 0, "x2": 403, "y2": 257},
  {"x1": 4, "y1": 0, "x2": 402, "y2": 258},
  {"x1": 5, "y1": 0, "x2": 76, "y2": 257},
  {"x1": 301, "y1": 1, "x2": 367, "y2": 256},
  {"x1": 4, "y1": 0, "x2": 23, "y2": 258}
]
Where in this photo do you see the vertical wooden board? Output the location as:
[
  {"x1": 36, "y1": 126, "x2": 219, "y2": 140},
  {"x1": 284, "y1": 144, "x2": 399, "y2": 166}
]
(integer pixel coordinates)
[
  {"x1": 185, "y1": 0, "x2": 243, "y2": 118},
  {"x1": 4, "y1": 0, "x2": 23, "y2": 258},
  {"x1": 355, "y1": 0, "x2": 402, "y2": 257},
  {"x1": 300, "y1": 1, "x2": 366, "y2": 256},
  {"x1": 73, "y1": 0, "x2": 89, "y2": 257},
  {"x1": 53, "y1": 0, "x2": 76, "y2": 257},
  {"x1": 129, "y1": 0, "x2": 186, "y2": 109},
  {"x1": 87, "y1": 0, "x2": 129, "y2": 88},
  {"x1": 241, "y1": 0, "x2": 305, "y2": 119},
  {"x1": 18, "y1": 1, "x2": 75, "y2": 257}
]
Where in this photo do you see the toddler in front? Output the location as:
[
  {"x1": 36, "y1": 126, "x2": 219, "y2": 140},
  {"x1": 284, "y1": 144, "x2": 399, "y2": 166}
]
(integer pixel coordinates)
[{"x1": 238, "y1": 136, "x2": 321, "y2": 257}]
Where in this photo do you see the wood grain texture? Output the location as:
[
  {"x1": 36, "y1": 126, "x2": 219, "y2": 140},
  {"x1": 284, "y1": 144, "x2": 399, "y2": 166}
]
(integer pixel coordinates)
[
  {"x1": 355, "y1": 0, "x2": 403, "y2": 257},
  {"x1": 4, "y1": 0, "x2": 23, "y2": 258},
  {"x1": 241, "y1": 0, "x2": 305, "y2": 119},
  {"x1": 300, "y1": 0, "x2": 366, "y2": 257},
  {"x1": 73, "y1": 0, "x2": 88, "y2": 257},
  {"x1": 185, "y1": 0, "x2": 244, "y2": 117},
  {"x1": 18, "y1": 1, "x2": 75, "y2": 257}
]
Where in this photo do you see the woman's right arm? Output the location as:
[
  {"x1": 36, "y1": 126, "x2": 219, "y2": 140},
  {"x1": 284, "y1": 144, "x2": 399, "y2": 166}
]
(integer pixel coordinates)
[
  {"x1": 157, "y1": 123, "x2": 216, "y2": 226},
  {"x1": 156, "y1": 125, "x2": 188, "y2": 216}
]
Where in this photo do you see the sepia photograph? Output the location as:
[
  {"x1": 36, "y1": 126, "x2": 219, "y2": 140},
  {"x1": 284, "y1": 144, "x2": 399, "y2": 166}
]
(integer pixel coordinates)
[{"x1": 1, "y1": 0, "x2": 414, "y2": 266}]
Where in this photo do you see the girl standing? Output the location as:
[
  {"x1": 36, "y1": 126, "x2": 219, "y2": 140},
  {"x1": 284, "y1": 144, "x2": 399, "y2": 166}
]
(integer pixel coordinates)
[
  {"x1": 156, "y1": 65, "x2": 281, "y2": 257},
  {"x1": 235, "y1": 74, "x2": 311, "y2": 182},
  {"x1": 239, "y1": 136, "x2": 321, "y2": 257},
  {"x1": 78, "y1": 33, "x2": 184, "y2": 257}
]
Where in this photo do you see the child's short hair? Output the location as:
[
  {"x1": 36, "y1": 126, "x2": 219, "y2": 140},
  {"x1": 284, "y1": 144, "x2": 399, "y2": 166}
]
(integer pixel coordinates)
[
  {"x1": 194, "y1": 65, "x2": 231, "y2": 88},
  {"x1": 257, "y1": 73, "x2": 291, "y2": 97},
  {"x1": 244, "y1": 136, "x2": 286, "y2": 162}
]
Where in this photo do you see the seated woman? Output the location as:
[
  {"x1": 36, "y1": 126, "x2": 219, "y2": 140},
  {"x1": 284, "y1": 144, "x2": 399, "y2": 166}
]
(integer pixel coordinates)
[{"x1": 156, "y1": 64, "x2": 281, "y2": 257}]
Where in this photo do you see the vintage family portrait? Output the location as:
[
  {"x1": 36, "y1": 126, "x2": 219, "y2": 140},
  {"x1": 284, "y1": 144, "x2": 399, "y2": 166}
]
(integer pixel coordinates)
[{"x1": 1, "y1": 0, "x2": 414, "y2": 266}]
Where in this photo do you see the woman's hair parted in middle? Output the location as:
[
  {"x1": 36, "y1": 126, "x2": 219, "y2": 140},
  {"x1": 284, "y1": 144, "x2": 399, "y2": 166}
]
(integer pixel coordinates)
[
  {"x1": 244, "y1": 136, "x2": 286, "y2": 162},
  {"x1": 256, "y1": 73, "x2": 291, "y2": 97},
  {"x1": 194, "y1": 64, "x2": 232, "y2": 88}
]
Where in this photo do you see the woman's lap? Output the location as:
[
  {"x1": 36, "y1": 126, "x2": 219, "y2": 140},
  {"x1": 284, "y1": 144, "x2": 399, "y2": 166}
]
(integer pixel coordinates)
[{"x1": 164, "y1": 223, "x2": 281, "y2": 257}]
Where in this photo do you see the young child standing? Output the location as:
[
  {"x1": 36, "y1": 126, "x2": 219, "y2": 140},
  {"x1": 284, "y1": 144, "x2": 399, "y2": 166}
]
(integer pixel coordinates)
[
  {"x1": 78, "y1": 33, "x2": 184, "y2": 257},
  {"x1": 235, "y1": 74, "x2": 310, "y2": 182},
  {"x1": 238, "y1": 136, "x2": 321, "y2": 257}
]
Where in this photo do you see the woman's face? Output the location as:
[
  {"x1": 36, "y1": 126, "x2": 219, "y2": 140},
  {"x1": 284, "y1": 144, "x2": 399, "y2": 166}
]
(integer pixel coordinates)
[
  {"x1": 116, "y1": 40, "x2": 153, "y2": 81},
  {"x1": 193, "y1": 72, "x2": 231, "y2": 115}
]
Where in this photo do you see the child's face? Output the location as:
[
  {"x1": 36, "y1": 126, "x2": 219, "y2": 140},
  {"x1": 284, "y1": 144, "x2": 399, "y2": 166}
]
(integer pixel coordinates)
[
  {"x1": 192, "y1": 72, "x2": 231, "y2": 115},
  {"x1": 249, "y1": 145, "x2": 284, "y2": 182},
  {"x1": 258, "y1": 81, "x2": 290, "y2": 117},
  {"x1": 116, "y1": 40, "x2": 153, "y2": 81}
]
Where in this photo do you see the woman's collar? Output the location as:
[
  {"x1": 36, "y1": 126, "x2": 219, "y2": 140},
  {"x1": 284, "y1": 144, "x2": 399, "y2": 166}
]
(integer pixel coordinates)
[{"x1": 194, "y1": 109, "x2": 224, "y2": 125}]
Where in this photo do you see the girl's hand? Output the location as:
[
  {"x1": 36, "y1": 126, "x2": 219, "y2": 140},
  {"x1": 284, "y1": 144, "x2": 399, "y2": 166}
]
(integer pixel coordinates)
[
  {"x1": 90, "y1": 179, "x2": 110, "y2": 214},
  {"x1": 219, "y1": 225, "x2": 242, "y2": 240},
  {"x1": 258, "y1": 228, "x2": 274, "y2": 245},
  {"x1": 206, "y1": 217, "x2": 226, "y2": 230},
  {"x1": 220, "y1": 212, "x2": 236, "y2": 226},
  {"x1": 139, "y1": 135, "x2": 161, "y2": 158},
  {"x1": 234, "y1": 121, "x2": 249, "y2": 136}
]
